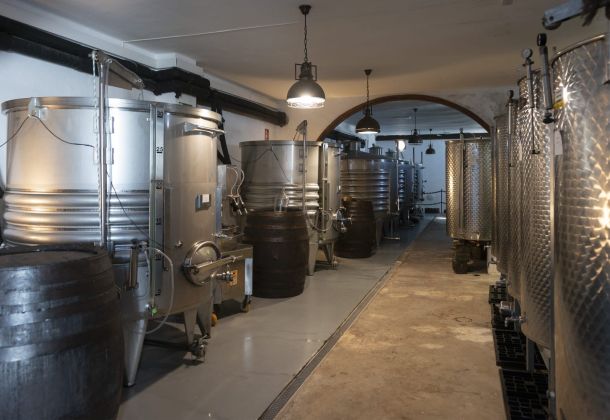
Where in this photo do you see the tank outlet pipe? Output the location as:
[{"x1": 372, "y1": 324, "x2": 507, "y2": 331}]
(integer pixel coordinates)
[
  {"x1": 606, "y1": 20, "x2": 610, "y2": 85},
  {"x1": 92, "y1": 51, "x2": 111, "y2": 249},
  {"x1": 127, "y1": 242, "x2": 140, "y2": 290},
  {"x1": 506, "y1": 90, "x2": 516, "y2": 168},
  {"x1": 91, "y1": 49, "x2": 145, "y2": 250},
  {"x1": 295, "y1": 119, "x2": 309, "y2": 214},
  {"x1": 537, "y1": 34, "x2": 555, "y2": 124},
  {"x1": 522, "y1": 48, "x2": 540, "y2": 154},
  {"x1": 458, "y1": 128, "x2": 465, "y2": 230}
]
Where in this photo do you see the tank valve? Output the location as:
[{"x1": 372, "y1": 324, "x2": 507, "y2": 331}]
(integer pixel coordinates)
[
  {"x1": 126, "y1": 241, "x2": 140, "y2": 290},
  {"x1": 213, "y1": 270, "x2": 233, "y2": 282},
  {"x1": 505, "y1": 314, "x2": 526, "y2": 328}
]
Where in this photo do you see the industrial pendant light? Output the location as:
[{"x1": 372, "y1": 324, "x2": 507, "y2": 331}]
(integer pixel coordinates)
[
  {"x1": 355, "y1": 69, "x2": 380, "y2": 134},
  {"x1": 425, "y1": 128, "x2": 436, "y2": 154},
  {"x1": 409, "y1": 108, "x2": 422, "y2": 144},
  {"x1": 286, "y1": 5, "x2": 326, "y2": 109}
]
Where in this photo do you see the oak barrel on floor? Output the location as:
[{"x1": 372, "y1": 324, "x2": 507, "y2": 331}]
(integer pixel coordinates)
[
  {"x1": 0, "y1": 245, "x2": 123, "y2": 420},
  {"x1": 336, "y1": 199, "x2": 377, "y2": 258},
  {"x1": 244, "y1": 210, "x2": 309, "y2": 298}
]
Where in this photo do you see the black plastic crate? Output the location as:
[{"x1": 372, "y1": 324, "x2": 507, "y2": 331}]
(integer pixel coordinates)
[
  {"x1": 500, "y1": 369, "x2": 549, "y2": 420},
  {"x1": 489, "y1": 284, "x2": 507, "y2": 305},
  {"x1": 493, "y1": 329, "x2": 547, "y2": 371}
]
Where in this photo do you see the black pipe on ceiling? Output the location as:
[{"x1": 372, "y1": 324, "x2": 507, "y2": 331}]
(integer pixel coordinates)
[{"x1": 0, "y1": 15, "x2": 288, "y2": 129}]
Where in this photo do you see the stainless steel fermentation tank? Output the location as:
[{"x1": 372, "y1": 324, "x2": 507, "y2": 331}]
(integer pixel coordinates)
[
  {"x1": 398, "y1": 160, "x2": 414, "y2": 220},
  {"x1": 341, "y1": 150, "x2": 391, "y2": 245},
  {"x1": 514, "y1": 72, "x2": 552, "y2": 350},
  {"x1": 445, "y1": 139, "x2": 492, "y2": 273},
  {"x1": 1, "y1": 97, "x2": 224, "y2": 386},
  {"x1": 318, "y1": 141, "x2": 343, "y2": 264},
  {"x1": 413, "y1": 163, "x2": 425, "y2": 203},
  {"x1": 551, "y1": 35, "x2": 610, "y2": 419},
  {"x1": 239, "y1": 140, "x2": 343, "y2": 274}
]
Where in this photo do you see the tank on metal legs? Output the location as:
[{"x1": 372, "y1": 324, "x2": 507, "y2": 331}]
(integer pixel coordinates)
[
  {"x1": 516, "y1": 72, "x2": 552, "y2": 351},
  {"x1": 445, "y1": 138, "x2": 492, "y2": 274},
  {"x1": 551, "y1": 35, "x2": 610, "y2": 420},
  {"x1": 239, "y1": 140, "x2": 333, "y2": 276},
  {"x1": 398, "y1": 160, "x2": 414, "y2": 224},
  {"x1": 317, "y1": 141, "x2": 345, "y2": 267},
  {"x1": 341, "y1": 148, "x2": 390, "y2": 246},
  {"x1": 1, "y1": 97, "x2": 224, "y2": 386},
  {"x1": 413, "y1": 162, "x2": 425, "y2": 203}
]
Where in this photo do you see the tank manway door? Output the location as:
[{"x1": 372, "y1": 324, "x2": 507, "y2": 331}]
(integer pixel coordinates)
[{"x1": 183, "y1": 240, "x2": 243, "y2": 285}]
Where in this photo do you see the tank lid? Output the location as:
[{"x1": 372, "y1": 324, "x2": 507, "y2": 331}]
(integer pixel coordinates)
[
  {"x1": 552, "y1": 33, "x2": 606, "y2": 64},
  {"x1": 239, "y1": 140, "x2": 322, "y2": 147},
  {"x1": 1, "y1": 97, "x2": 222, "y2": 123}
]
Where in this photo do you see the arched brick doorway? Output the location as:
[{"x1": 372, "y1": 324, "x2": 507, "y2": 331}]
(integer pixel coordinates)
[{"x1": 316, "y1": 94, "x2": 490, "y2": 142}]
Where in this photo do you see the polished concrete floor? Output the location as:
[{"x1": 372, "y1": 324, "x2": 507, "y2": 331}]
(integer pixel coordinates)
[
  {"x1": 277, "y1": 218, "x2": 503, "y2": 420},
  {"x1": 118, "y1": 218, "x2": 431, "y2": 420}
]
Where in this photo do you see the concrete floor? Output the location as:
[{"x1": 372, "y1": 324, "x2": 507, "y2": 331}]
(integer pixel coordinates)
[
  {"x1": 118, "y1": 218, "x2": 431, "y2": 420},
  {"x1": 277, "y1": 218, "x2": 503, "y2": 420}
]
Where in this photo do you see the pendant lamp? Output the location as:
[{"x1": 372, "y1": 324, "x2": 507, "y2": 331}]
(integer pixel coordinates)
[
  {"x1": 286, "y1": 5, "x2": 326, "y2": 109},
  {"x1": 355, "y1": 69, "x2": 380, "y2": 134}
]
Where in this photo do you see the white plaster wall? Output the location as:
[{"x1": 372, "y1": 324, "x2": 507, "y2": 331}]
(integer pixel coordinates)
[
  {"x1": 221, "y1": 110, "x2": 278, "y2": 166},
  {"x1": 0, "y1": 51, "x2": 281, "y2": 186},
  {"x1": 0, "y1": 52, "x2": 203, "y2": 186}
]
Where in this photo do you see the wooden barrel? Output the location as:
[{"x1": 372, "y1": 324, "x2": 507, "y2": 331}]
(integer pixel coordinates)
[
  {"x1": 336, "y1": 199, "x2": 377, "y2": 258},
  {"x1": 0, "y1": 245, "x2": 123, "y2": 420},
  {"x1": 244, "y1": 210, "x2": 309, "y2": 298}
]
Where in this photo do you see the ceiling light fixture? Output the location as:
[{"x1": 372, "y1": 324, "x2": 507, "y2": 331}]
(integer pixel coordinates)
[
  {"x1": 286, "y1": 5, "x2": 326, "y2": 109},
  {"x1": 425, "y1": 128, "x2": 436, "y2": 154},
  {"x1": 408, "y1": 108, "x2": 422, "y2": 144},
  {"x1": 397, "y1": 140, "x2": 406, "y2": 152},
  {"x1": 355, "y1": 69, "x2": 380, "y2": 134}
]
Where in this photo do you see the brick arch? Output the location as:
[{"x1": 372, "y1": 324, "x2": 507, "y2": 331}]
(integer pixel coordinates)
[{"x1": 317, "y1": 94, "x2": 490, "y2": 142}]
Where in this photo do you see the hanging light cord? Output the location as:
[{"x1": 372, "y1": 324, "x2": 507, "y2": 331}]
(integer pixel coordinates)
[
  {"x1": 366, "y1": 74, "x2": 370, "y2": 111},
  {"x1": 303, "y1": 11, "x2": 308, "y2": 62}
]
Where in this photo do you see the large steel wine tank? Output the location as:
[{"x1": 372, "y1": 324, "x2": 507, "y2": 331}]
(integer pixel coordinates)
[
  {"x1": 1, "y1": 96, "x2": 222, "y2": 386},
  {"x1": 240, "y1": 140, "x2": 321, "y2": 215},
  {"x1": 413, "y1": 163, "x2": 424, "y2": 203},
  {"x1": 341, "y1": 151, "x2": 390, "y2": 245},
  {"x1": 340, "y1": 151, "x2": 390, "y2": 215},
  {"x1": 552, "y1": 35, "x2": 610, "y2": 419},
  {"x1": 382, "y1": 157, "x2": 399, "y2": 215},
  {"x1": 318, "y1": 141, "x2": 342, "y2": 246},
  {"x1": 398, "y1": 161, "x2": 414, "y2": 210},
  {"x1": 445, "y1": 139, "x2": 492, "y2": 241},
  {"x1": 517, "y1": 73, "x2": 552, "y2": 349},
  {"x1": 507, "y1": 91, "x2": 528, "y2": 301}
]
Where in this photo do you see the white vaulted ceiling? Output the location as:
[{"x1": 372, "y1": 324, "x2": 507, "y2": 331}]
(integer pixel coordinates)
[{"x1": 6, "y1": 0, "x2": 607, "y2": 99}]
